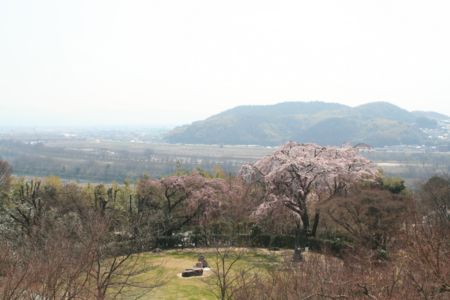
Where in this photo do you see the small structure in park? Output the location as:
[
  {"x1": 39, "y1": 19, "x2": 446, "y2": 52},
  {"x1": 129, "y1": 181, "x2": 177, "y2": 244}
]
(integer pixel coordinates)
[
  {"x1": 292, "y1": 248, "x2": 304, "y2": 262},
  {"x1": 181, "y1": 268, "x2": 203, "y2": 277},
  {"x1": 195, "y1": 255, "x2": 208, "y2": 268},
  {"x1": 181, "y1": 255, "x2": 209, "y2": 277}
]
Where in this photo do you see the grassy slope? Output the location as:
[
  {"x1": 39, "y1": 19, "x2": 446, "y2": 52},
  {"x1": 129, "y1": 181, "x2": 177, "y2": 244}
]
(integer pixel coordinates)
[{"x1": 126, "y1": 249, "x2": 284, "y2": 300}]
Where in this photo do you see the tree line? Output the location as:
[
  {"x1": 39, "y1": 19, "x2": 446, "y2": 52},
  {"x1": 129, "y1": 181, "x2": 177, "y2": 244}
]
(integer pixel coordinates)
[{"x1": 0, "y1": 141, "x2": 449, "y2": 299}]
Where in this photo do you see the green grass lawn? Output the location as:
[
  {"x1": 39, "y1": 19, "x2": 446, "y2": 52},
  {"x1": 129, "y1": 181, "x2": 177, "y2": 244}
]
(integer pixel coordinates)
[{"x1": 122, "y1": 248, "x2": 286, "y2": 300}]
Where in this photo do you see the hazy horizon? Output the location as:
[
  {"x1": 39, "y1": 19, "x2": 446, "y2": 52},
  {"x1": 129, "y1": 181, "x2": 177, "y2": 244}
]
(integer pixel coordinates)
[
  {"x1": 1, "y1": 100, "x2": 449, "y2": 130},
  {"x1": 1, "y1": 0, "x2": 450, "y2": 127}
]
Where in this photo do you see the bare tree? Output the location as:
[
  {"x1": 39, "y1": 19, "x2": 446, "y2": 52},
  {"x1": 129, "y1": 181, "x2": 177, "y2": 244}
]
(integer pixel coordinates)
[
  {"x1": 6, "y1": 180, "x2": 45, "y2": 238},
  {"x1": 327, "y1": 186, "x2": 409, "y2": 251},
  {"x1": 210, "y1": 248, "x2": 247, "y2": 300},
  {"x1": 1, "y1": 179, "x2": 164, "y2": 300},
  {"x1": 0, "y1": 159, "x2": 12, "y2": 193},
  {"x1": 0, "y1": 215, "x2": 96, "y2": 300},
  {"x1": 84, "y1": 214, "x2": 164, "y2": 300},
  {"x1": 402, "y1": 194, "x2": 450, "y2": 299},
  {"x1": 420, "y1": 176, "x2": 450, "y2": 221}
]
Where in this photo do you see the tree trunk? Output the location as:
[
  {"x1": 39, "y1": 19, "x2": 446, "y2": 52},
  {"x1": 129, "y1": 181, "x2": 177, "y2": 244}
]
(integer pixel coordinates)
[
  {"x1": 293, "y1": 223, "x2": 303, "y2": 262},
  {"x1": 311, "y1": 211, "x2": 320, "y2": 237},
  {"x1": 301, "y1": 210, "x2": 310, "y2": 235}
]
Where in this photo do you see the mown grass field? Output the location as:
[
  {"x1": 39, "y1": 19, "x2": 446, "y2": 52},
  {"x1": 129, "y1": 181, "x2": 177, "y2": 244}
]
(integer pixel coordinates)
[{"x1": 124, "y1": 248, "x2": 286, "y2": 300}]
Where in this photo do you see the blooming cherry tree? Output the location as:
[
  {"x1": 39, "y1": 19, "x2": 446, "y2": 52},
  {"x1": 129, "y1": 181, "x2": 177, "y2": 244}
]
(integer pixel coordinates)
[
  {"x1": 239, "y1": 141, "x2": 379, "y2": 237},
  {"x1": 136, "y1": 173, "x2": 228, "y2": 236}
]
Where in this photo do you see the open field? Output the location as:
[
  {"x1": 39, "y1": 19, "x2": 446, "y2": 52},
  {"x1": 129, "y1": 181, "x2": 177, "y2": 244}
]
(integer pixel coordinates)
[
  {"x1": 124, "y1": 248, "x2": 286, "y2": 300},
  {"x1": 0, "y1": 137, "x2": 274, "y2": 182},
  {"x1": 1, "y1": 131, "x2": 450, "y2": 184}
]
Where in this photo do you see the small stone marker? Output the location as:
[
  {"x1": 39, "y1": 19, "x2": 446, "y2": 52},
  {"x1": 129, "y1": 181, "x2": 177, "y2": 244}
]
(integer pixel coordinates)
[{"x1": 197, "y1": 255, "x2": 208, "y2": 268}]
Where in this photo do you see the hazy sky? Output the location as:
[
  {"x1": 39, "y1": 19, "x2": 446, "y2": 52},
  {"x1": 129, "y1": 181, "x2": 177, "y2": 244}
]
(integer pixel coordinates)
[{"x1": 1, "y1": 0, "x2": 450, "y2": 127}]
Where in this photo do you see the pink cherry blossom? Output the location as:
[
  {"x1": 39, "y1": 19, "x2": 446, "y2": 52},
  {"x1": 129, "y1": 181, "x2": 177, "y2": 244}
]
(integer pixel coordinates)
[{"x1": 239, "y1": 141, "x2": 379, "y2": 235}]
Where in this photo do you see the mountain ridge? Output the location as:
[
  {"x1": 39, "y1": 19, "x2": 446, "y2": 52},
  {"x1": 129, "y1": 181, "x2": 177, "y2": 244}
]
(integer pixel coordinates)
[{"x1": 165, "y1": 101, "x2": 449, "y2": 147}]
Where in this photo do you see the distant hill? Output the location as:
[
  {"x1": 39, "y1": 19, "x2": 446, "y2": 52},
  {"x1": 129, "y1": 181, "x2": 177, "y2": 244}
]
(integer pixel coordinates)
[
  {"x1": 412, "y1": 111, "x2": 450, "y2": 121},
  {"x1": 165, "y1": 101, "x2": 449, "y2": 147}
]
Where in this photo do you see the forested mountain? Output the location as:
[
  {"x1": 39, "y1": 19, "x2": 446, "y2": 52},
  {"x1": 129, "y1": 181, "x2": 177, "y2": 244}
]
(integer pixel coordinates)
[{"x1": 165, "y1": 101, "x2": 449, "y2": 147}]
